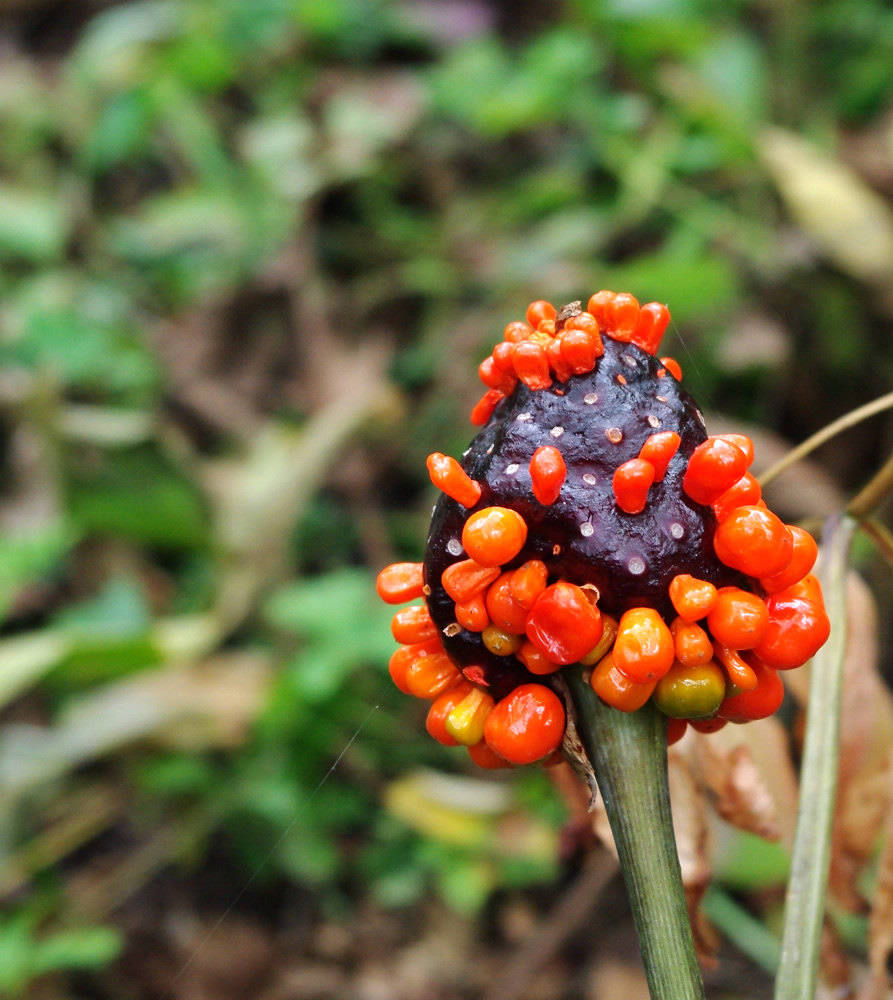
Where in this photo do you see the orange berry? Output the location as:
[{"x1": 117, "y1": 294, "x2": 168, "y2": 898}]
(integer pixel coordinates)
[
  {"x1": 529, "y1": 445, "x2": 567, "y2": 506},
  {"x1": 607, "y1": 292, "x2": 640, "y2": 341},
  {"x1": 545, "y1": 337, "x2": 572, "y2": 381},
  {"x1": 713, "y1": 506, "x2": 793, "y2": 578},
  {"x1": 454, "y1": 593, "x2": 489, "y2": 631},
  {"x1": 659, "y1": 356, "x2": 682, "y2": 380},
  {"x1": 484, "y1": 684, "x2": 565, "y2": 765},
  {"x1": 526, "y1": 300, "x2": 556, "y2": 328},
  {"x1": 468, "y1": 740, "x2": 512, "y2": 769},
  {"x1": 637, "y1": 431, "x2": 680, "y2": 481},
  {"x1": 631, "y1": 301, "x2": 671, "y2": 354},
  {"x1": 682, "y1": 437, "x2": 750, "y2": 506},
  {"x1": 470, "y1": 389, "x2": 505, "y2": 425},
  {"x1": 376, "y1": 562, "x2": 425, "y2": 604},
  {"x1": 586, "y1": 290, "x2": 616, "y2": 328},
  {"x1": 671, "y1": 618, "x2": 714, "y2": 666},
  {"x1": 713, "y1": 644, "x2": 758, "y2": 692},
  {"x1": 462, "y1": 506, "x2": 528, "y2": 567},
  {"x1": 716, "y1": 433, "x2": 754, "y2": 467},
  {"x1": 478, "y1": 355, "x2": 517, "y2": 394},
  {"x1": 559, "y1": 328, "x2": 600, "y2": 374},
  {"x1": 526, "y1": 581, "x2": 604, "y2": 665},
  {"x1": 441, "y1": 559, "x2": 500, "y2": 603},
  {"x1": 564, "y1": 311, "x2": 600, "y2": 336},
  {"x1": 512, "y1": 340, "x2": 552, "y2": 391},
  {"x1": 509, "y1": 560, "x2": 549, "y2": 609},
  {"x1": 405, "y1": 649, "x2": 461, "y2": 699},
  {"x1": 426, "y1": 682, "x2": 474, "y2": 745},
  {"x1": 668, "y1": 574, "x2": 717, "y2": 621},
  {"x1": 492, "y1": 340, "x2": 517, "y2": 373},
  {"x1": 391, "y1": 603, "x2": 438, "y2": 644},
  {"x1": 591, "y1": 651, "x2": 657, "y2": 712},
  {"x1": 613, "y1": 458, "x2": 655, "y2": 514},
  {"x1": 504, "y1": 320, "x2": 532, "y2": 343},
  {"x1": 613, "y1": 608, "x2": 675, "y2": 683},
  {"x1": 753, "y1": 574, "x2": 829, "y2": 670},
  {"x1": 719, "y1": 660, "x2": 784, "y2": 723},
  {"x1": 536, "y1": 318, "x2": 556, "y2": 336},
  {"x1": 712, "y1": 473, "x2": 762, "y2": 522},
  {"x1": 759, "y1": 525, "x2": 818, "y2": 594},
  {"x1": 388, "y1": 638, "x2": 444, "y2": 694},
  {"x1": 707, "y1": 588, "x2": 769, "y2": 650},
  {"x1": 517, "y1": 639, "x2": 561, "y2": 675},
  {"x1": 485, "y1": 572, "x2": 529, "y2": 634},
  {"x1": 426, "y1": 452, "x2": 482, "y2": 508}
]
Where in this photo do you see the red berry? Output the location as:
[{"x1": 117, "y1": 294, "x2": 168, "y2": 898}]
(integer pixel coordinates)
[
  {"x1": 712, "y1": 473, "x2": 762, "y2": 522},
  {"x1": 484, "y1": 684, "x2": 565, "y2": 765},
  {"x1": 719, "y1": 660, "x2": 784, "y2": 722},
  {"x1": 713, "y1": 506, "x2": 793, "y2": 578},
  {"x1": 707, "y1": 588, "x2": 769, "y2": 650},
  {"x1": 470, "y1": 389, "x2": 505, "y2": 425},
  {"x1": 526, "y1": 300, "x2": 557, "y2": 328},
  {"x1": 682, "y1": 437, "x2": 750, "y2": 506},
  {"x1": 631, "y1": 302, "x2": 671, "y2": 354},
  {"x1": 637, "y1": 431, "x2": 680, "y2": 481},
  {"x1": 376, "y1": 562, "x2": 425, "y2": 604},
  {"x1": 753, "y1": 575, "x2": 829, "y2": 670},
  {"x1": 529, "y1": 445, "x2": 567, "y2": 506},
  {"x1": 426, "y1": 452, "x2": 482, "y2": 508},
  {"x1": 526, "y1": 581, "x2": 603, "y2": 665},
  {"x1": 607, "y1": 293, "x2": 640, "y2": 341},
  {"x1": 512, "y1": 341, "x2": 552, "y2": 391},
  {"x1": 613, "y1": 458, "x2": 655, "y2": 514},
  {"x1": 759, "y1": 526, "x2": 818, "y2": 594}
]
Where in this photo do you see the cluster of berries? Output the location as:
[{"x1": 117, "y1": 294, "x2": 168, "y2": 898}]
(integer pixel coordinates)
[{"x1": 377, "y1": 293, "x2": 830, "y2": 768}]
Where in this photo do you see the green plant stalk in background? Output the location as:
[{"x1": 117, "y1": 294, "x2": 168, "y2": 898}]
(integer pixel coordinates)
[
  {"x1": 774, "y1": 513, "x2": 855, "y2": 1000},
  {"x1": 565, "y1": 668, "x2": 705, "y2": 1000}
]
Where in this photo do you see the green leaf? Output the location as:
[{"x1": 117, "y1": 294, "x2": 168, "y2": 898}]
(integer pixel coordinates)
[
  {"x1": 55, "y1": 577, "x2": 151, "y2": 634},
  {"x1": 695, "y1": 32, "x2": 767, "y2": 123},
  {"x1": 31, "y1": 927, "x2": 123, "y2": 977},
  {"x1": 0, "y1": 185, "x2": 69, "y2": 262},
  {"x1": 0, "y1": 520, "x2": 74, "y2": 623},
  {"x1": 68, "y1": 449, "x2": 208, "y2": 548},
  {"x1": 266, "y1": 569, "x2": 396, "y2": 704},
  {"x1": 9, "y1": 307, "x2": 159, "y2": 397},
  {"x1": 81, "y1": 89, "x2": 154, "y2": 171}
]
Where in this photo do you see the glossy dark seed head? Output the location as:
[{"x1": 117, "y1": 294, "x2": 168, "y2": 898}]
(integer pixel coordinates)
[{"x1": 424, "y1": 338, "x2": 742, "y2": 692}]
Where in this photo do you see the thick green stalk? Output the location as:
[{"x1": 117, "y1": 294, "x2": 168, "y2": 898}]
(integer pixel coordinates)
[
  {"x1": 774, "y1": 514, "x2": 855, "y2": 1000},
  {"x1": 564, "y1": 667, "x2": 705, "y2": 1000}
]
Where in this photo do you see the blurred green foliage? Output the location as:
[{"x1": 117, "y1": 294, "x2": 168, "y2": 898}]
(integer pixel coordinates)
[{"x1": 0, "y1": 0, "x2": 889, "y2": 991}]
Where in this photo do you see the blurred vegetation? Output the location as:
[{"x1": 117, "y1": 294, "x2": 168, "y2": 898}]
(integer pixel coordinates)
[{"x1": 0, "y1": 0, "x2": 890, "y2": 995}]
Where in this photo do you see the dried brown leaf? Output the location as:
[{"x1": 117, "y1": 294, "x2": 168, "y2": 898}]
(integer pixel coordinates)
[
  {"x1": 688, "y1": 729, "x2": 784, "y2": 843},
  {"x1": 865, "y1": 753, "x2": 893, "y2": 997},
  {"x1": 813, "y1": 572, "x2": 892, "y2": 913},
  {"x1": 667, "y1": 744, "x2": 717, "y2": 965}
]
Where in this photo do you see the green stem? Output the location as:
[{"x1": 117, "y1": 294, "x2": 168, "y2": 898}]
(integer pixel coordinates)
[
  {"x1": 774, "y1": 514, "x2": 855, "y2": 1000},
  {"x1": 564, "y1": 668, "x2": 705, "y2": 1000}
]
